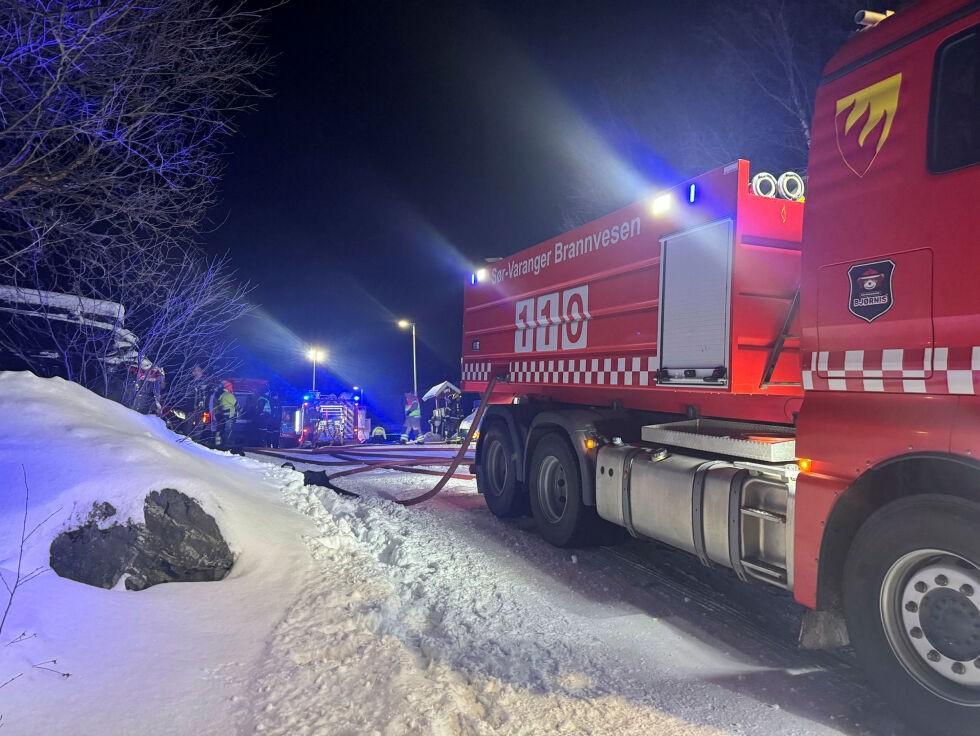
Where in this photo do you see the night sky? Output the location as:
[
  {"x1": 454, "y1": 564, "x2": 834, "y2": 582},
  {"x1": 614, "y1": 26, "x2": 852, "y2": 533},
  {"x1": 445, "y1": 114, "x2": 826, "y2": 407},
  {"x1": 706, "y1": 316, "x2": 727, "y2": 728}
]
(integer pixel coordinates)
[{"x1": 205, "y1": 0, "x2": 726, "y2": 425}]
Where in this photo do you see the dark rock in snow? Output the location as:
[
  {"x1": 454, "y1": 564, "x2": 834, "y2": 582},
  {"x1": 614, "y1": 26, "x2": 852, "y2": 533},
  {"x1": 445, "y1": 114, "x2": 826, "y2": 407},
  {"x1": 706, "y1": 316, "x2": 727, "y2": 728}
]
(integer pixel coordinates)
[
  {"x1": 49, "y1": 489, "x2": 234, "y2": 591},
  {"x1": 49, "y1": 523, "x2": 140, "y2": 589}
]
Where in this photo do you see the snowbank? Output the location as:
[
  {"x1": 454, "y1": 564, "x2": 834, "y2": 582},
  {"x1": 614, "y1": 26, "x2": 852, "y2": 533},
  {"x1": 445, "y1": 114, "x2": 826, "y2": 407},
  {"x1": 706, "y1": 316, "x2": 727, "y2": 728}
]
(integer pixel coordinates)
[{"x1": 0, "y1": 372, "x2": 314, "y2": 735}]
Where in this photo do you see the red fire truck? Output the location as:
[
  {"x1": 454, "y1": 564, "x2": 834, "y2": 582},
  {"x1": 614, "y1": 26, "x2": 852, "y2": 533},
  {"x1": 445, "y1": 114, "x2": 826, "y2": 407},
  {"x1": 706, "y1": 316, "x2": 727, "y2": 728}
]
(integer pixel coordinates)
[{"x1": 461, "y1": 4, "x2": 980, "y2": 731}]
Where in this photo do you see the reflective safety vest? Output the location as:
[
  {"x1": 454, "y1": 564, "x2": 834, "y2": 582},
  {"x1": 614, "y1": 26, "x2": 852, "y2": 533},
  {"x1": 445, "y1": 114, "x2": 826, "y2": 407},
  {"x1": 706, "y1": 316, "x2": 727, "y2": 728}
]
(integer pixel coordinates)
[
  {"x1": 372, "y1": 426, "x2": 387, "y2": 439},
  {"x1": 214, "y1": 389, "x2": 238, "y2": 421}
]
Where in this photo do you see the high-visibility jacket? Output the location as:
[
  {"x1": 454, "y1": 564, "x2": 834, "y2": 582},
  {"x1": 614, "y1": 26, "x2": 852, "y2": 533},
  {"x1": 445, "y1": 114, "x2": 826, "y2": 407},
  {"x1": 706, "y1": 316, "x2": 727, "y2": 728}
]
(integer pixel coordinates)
[
  {"x1": 406, "y1": 398, "x2": 420, "y2": 418},
  {"x1": 214, "y1": 389, "x2": 238, "y2": 421}
]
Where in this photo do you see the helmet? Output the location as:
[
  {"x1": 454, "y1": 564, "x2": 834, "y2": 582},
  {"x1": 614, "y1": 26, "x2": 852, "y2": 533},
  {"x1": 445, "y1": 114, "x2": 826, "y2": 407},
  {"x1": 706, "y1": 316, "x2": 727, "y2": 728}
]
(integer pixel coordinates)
[{"x1": 222, "y1": 381, "x2": 234, "y2": 392}]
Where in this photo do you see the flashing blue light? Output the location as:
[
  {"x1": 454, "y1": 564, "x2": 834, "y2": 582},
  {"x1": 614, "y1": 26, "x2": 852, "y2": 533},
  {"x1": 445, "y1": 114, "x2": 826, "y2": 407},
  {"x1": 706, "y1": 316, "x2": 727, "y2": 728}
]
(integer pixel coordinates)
[
  {"x1": 354, "y1": 396, "x2": 360, "y2": 403},
  {"x1": 689, "y1": 184, "x2": 697, "y2": 203},
  {"x1": 303, "y1": 394, "x2": 311, "y2": 400}
]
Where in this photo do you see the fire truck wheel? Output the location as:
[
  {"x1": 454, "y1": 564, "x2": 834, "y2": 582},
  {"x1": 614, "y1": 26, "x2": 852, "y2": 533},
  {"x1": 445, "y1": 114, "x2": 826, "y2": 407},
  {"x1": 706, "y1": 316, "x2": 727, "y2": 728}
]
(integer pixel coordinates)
[
  {"x1": 528, "y1": 433, "x2": 607, "y2": 548},
  {"x1": 476, "y1": 423, "x2": 527, "y2": 518},
  {"x1": 843, "y1": 495, "x2": 980, "y2": 735}
]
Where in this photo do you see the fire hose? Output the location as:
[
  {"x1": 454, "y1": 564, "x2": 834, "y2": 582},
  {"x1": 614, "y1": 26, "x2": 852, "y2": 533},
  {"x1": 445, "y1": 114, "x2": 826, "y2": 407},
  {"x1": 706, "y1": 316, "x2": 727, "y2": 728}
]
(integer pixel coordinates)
[{"x1": 251, "y1": 373, "x2": 503, "y2": 506}]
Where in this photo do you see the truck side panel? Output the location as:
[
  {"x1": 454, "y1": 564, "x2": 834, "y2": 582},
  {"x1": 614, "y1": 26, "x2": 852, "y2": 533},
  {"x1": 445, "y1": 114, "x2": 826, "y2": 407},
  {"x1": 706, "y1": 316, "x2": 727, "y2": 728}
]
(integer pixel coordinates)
[{"x1": 463, "y1": 161, "x2": 804, "y2": 425}]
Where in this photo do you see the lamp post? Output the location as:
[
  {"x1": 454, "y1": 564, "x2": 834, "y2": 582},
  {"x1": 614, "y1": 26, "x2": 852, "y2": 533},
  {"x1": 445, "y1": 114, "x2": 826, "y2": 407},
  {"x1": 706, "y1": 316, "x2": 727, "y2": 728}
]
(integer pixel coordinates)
[
  {"x1": 306, "y1": 347, "x2": 326, "y2": 392},
  {"x1": 397, "y1": 319, "x2": 417, "y2": 400}
]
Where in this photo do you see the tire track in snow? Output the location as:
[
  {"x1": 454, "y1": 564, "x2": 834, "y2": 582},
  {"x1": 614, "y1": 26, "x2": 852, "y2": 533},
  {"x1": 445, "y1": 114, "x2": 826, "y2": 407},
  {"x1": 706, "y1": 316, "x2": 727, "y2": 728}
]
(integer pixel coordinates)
[{"x1": 245, "y1": 475, "x2": 731, "y2": 735}]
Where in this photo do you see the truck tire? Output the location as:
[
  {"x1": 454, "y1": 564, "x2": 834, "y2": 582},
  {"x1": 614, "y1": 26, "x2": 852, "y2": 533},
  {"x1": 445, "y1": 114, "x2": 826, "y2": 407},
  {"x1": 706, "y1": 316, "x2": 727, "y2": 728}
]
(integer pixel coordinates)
[
  {"x1": 476, "y1": 423, "x2": 526, "y2": 518},
  {"x1": 528, "y1": 432, "x2": 610, "y2": 547},
  {"x1": 843, "y1": 495, "x2": 980, "y2": 735}
]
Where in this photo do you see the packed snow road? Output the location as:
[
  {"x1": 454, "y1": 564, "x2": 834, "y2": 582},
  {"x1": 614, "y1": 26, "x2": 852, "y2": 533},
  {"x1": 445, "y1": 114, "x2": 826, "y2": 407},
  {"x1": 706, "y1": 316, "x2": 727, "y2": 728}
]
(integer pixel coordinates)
[{"x1": 250, "y1": 447, "x2": 912, "y2": 736}]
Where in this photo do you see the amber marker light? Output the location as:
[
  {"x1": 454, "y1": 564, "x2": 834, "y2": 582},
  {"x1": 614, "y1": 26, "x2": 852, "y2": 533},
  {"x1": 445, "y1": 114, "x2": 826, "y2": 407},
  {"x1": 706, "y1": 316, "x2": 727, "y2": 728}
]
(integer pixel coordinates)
[
  {"x1": 798, "y1": 458, "x2": 813, "y2": 473},
  {"x1": 585, "y1": 439, "x2": 596, "y2": 450}
]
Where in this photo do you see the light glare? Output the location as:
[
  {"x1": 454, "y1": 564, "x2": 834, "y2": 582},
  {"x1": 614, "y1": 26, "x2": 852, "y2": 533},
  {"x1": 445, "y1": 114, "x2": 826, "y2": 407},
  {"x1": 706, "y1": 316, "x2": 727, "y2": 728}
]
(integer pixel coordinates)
[{"x1": 652, "y1": 193, "x2": 671, "y2": 215}]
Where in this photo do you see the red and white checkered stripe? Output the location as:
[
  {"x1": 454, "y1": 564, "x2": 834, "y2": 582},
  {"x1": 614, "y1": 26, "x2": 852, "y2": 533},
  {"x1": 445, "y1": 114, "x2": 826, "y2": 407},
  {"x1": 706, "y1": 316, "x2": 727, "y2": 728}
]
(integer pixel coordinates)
[
  {"x1": 510, "y1": 356, "x2": 659, "y2": 387},
  {"x1": 802, "y1": 347, "x2": 980, "y2": 394},
  {"x1": 461, "y1": 361, "x2": 491, "y2": 383}
]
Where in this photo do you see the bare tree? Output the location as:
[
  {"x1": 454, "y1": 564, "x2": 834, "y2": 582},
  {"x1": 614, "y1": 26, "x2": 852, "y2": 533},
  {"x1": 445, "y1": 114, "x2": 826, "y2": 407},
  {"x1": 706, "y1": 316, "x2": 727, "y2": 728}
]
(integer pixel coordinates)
[
  {"x1": 0, "y1": 1, "x2": 269, "y2": 410},
  {"x1": 0, "y1": 241, "x2": 250, "y2": 411},
  {"x1": 706, "y1": 0, "x2": 883, "y2": 163},
  {"x1": 556, "y1": 0, "x2": 894, "y2": 228},
  {"x1": 0, "y1": 0, "x2": 268, "y2": 270}
]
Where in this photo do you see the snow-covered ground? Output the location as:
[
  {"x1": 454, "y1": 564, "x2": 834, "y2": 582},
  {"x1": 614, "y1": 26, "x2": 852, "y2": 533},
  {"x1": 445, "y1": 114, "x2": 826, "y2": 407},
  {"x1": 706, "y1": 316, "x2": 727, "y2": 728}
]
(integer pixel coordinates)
[{"x1": 0, "y1": 374, "x2": 910, "y2": 735}]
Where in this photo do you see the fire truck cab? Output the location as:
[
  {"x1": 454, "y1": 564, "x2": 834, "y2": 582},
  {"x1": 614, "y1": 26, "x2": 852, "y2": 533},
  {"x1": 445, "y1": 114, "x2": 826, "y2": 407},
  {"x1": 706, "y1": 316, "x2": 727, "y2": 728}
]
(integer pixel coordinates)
[{"x1": 461, "y1": 3, "x2": 980, "y2": 731}]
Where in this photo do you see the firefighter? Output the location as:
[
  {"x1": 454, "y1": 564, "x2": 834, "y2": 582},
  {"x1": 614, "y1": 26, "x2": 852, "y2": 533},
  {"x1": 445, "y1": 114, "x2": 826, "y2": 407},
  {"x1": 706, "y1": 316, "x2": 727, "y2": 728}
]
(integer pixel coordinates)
[
  {"x1": 255, "y1": 387, "x2": 276, "y2": 448},
  {"x1": 210, "y1": 381, "x2": 238, "y2": 449},
  {"x1": 402, "y1": 392, "x2": 422, "y2": 442},
  {"x1": 444, "y1": 391, "x2": 463, "y2": 440},
  {"x1": 371, "y1": 425, "x2": 387, "y2": 444}
]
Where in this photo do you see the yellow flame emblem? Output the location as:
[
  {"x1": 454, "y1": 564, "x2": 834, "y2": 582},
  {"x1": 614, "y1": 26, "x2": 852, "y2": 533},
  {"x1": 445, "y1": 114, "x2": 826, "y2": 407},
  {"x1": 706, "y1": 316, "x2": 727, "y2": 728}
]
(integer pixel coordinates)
[{"x1": 834, "y1": 73, "x2": 902, "y2": 177}]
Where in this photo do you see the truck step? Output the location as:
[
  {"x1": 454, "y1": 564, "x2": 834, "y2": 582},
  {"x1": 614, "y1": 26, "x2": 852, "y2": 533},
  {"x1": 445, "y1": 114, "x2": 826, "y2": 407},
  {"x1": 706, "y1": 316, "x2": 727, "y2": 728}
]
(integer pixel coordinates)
[
  {"x1": 741, "y1": 557, "x2": 787, "y2": 583},
  {"x1": 641, "y1": 418, "x2": 796, "y2": 462},
  {"x1": 740, "y1": 506, "x2": 786, "y2": 524}
]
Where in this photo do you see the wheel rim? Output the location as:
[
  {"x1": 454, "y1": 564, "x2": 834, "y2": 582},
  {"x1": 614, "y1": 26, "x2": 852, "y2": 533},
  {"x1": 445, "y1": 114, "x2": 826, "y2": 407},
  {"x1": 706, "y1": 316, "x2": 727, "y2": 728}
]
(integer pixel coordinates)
[
  {"x1": 536, "y1": 455, "x2": 568, "y2": 524},
  {"x1": 484, "y1": 439, "x2": 508, "y2": 498},
  {"x1": 880, "y1": 549, "x2": 980, "y2": 705}
]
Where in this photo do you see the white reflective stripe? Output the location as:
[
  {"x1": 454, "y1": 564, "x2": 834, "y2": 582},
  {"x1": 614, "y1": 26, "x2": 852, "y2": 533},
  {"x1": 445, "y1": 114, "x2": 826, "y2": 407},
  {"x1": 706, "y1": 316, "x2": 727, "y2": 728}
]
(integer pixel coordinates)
[
  {"x1": 947, "y1": 370, "x2": 975, "y2": 394},
  {"x1": 882, "y1": 349, "x2": 904, "y2": 371},
  {"x1": 844, "y1": 350, "x2": 864, "y2": 371},
  {"x1": 802, "y1": 346, "x2": 980, "y2": 394}
]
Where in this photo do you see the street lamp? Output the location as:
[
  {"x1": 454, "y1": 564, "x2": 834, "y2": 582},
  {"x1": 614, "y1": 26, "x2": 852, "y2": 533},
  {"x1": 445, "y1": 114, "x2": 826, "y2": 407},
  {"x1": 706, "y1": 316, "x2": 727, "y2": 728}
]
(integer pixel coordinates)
[
  {"x1": 397, "y1": 319, "x2": 417, "y2": 400},
  {"x1": 306, "y1": 347, "x2": 326, "y2": 392}
]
